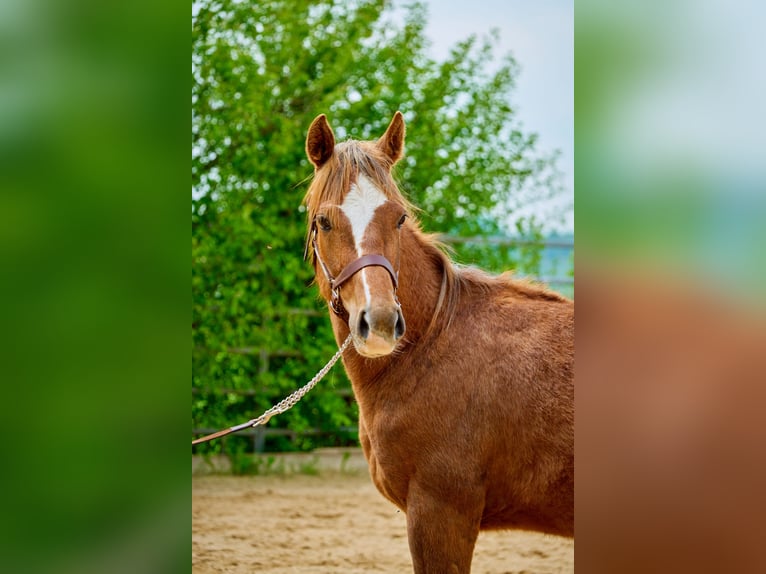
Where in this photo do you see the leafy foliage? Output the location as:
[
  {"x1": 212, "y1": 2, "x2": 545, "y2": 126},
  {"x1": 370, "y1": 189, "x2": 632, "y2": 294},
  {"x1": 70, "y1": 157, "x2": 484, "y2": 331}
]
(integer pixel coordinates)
[{"x1": 192, "y1": 0, "x2": 564, "y2": 454}]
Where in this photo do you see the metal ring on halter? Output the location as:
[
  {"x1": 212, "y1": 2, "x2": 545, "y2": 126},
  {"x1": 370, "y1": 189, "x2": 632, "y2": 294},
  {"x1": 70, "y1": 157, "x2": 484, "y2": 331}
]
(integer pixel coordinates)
[{"x1": 331, "y1": 287, "x2": 344, "y2": 316}]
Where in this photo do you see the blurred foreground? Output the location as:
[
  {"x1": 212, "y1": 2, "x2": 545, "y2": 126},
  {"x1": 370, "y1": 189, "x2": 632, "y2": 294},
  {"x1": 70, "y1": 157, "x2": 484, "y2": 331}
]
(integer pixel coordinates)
[{"x1": 575, "y1": 267, "x2": 766, "y2": 573}]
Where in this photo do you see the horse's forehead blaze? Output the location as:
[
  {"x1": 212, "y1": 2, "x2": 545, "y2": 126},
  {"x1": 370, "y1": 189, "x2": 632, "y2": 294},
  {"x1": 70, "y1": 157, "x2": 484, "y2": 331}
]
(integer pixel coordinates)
[{"x1": 339, "y1": 174, "x2": 388, "y2": 255}]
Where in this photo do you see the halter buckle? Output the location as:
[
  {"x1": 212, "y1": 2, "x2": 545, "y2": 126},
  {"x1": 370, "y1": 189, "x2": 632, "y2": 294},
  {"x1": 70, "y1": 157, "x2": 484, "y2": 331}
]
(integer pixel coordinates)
[{"x1": 330, "y1": 288, "x2": 344, "y2": 316}]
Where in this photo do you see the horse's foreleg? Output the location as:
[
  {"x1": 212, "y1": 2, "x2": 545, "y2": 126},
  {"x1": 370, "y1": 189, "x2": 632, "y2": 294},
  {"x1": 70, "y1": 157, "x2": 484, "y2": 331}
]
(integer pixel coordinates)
[{"x1": 405, "y1": 487, "x2": 482, "y2": 574}]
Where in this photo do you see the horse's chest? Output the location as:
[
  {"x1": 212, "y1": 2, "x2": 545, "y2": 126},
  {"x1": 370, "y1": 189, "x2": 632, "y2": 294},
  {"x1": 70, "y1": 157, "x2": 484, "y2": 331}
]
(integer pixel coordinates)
[{"x1": 359, "y1": 416, "x2": 412, "y2": 511}]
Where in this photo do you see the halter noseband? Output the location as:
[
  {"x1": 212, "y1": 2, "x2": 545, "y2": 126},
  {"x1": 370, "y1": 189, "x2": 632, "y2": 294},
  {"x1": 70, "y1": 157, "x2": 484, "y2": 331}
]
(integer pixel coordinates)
[{"x1": 310, "y1": 226, "x2": 400, "y2": 321}]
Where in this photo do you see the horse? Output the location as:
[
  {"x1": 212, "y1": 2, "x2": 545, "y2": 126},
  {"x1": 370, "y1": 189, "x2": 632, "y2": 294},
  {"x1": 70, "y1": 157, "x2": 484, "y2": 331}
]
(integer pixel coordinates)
[{"x1": 303, "y1": 111, "x2": 574, "y2": 573}]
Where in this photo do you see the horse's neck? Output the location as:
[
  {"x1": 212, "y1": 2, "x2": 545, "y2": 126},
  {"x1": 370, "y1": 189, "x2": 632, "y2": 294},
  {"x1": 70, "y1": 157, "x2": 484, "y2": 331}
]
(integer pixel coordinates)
[{"x1": 331, "y1": 227, "x2": 447, "y2": 390}]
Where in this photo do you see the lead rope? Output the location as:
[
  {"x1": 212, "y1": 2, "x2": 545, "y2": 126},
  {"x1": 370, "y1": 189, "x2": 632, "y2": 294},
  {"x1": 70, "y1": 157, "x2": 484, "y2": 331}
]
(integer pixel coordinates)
[{"x1": 192, "y1": 334, "x2": 353, "y2": 446}]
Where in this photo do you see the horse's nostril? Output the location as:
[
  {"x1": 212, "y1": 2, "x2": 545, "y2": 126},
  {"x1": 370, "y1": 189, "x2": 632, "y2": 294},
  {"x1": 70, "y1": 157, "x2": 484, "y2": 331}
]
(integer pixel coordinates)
[
  {"x1": 394, "y1": 309, "x2": 406, "y2": 339},
  {"x1": 358, "y1": 311, "x2": 370, "y2": 339}
]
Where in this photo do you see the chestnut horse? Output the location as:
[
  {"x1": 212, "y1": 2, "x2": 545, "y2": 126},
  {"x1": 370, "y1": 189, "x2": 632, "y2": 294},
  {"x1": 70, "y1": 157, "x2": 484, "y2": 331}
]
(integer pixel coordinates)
[{"x1": 304, "y1": 112, "x2": 574, "y2": 573}]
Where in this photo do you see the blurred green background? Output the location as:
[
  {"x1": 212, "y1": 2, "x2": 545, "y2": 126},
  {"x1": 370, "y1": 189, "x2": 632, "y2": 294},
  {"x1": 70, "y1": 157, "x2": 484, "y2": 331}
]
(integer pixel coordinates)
[
  {"x1": 191, "y1": 0, "x2": 573, "y2": 461},
  {"x1": 0, "y1": 0, "x2": 187, "y2": 572},
  {"x1": 576, "y1": 0, "x2": 766, "y2": 299}
]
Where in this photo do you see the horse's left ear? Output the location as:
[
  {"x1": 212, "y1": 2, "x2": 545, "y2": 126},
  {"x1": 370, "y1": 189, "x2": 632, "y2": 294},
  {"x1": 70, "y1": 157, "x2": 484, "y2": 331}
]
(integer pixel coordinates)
[
  {"x1": 377, "y1": 111, "x2": 405, "y2": 165},
  {"x1": 306, "y1": 114, "x2": 336, "y2": 169}
]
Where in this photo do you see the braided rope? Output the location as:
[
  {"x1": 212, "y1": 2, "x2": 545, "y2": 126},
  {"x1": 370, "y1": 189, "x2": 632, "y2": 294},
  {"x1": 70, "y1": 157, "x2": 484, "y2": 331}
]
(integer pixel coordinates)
[{"x1": 192, "y1": 334, "x2": 352, "y2": 446}]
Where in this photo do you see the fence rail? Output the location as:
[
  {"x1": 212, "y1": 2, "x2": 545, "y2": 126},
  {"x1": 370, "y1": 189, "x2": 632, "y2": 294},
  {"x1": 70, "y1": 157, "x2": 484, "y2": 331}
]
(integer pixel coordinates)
[
  {"x1": 537, "y1": 277, "x2": 574, "y2": 286},
  {"x1": 192, "y1": 386, "x2": 354, "y2": 397},
  {"x1": 192, "y1": 425, "x2": 359, "y2": 452},
  {"x1": 439, "y1": 235, "x2": 574, "y2": 249}
]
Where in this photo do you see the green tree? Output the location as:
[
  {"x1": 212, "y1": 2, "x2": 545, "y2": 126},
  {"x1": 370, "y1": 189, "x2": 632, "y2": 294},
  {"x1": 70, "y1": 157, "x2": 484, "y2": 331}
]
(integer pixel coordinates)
[{"x1": 192, "y1": 0, "x2": 564, "y2": 455}]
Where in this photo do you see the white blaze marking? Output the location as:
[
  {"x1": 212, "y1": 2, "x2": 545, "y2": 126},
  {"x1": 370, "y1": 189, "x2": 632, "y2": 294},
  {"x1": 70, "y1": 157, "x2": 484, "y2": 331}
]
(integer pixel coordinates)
[
  {"x1": 340, "y1": 175, "x2": 388, "y2": 308},
  {"x1": 341, "y1": 175, "x2": 388, "y2": 255}
]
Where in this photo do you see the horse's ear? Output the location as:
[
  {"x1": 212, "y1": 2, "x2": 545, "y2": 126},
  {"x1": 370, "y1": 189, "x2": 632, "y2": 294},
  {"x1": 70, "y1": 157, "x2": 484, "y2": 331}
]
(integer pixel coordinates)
[
  {"x1": 306, "y1": 114, "x2": 335, "y2": 169},
  {"x1": 377, "y1": 111, "x2": 405, "y2": 165}
]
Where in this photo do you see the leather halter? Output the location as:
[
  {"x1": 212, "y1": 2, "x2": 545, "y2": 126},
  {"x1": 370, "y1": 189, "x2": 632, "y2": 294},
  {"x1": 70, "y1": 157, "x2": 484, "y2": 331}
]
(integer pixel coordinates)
[{"x1": 310, "y1": 226, "x2": 399, "y2": 321}]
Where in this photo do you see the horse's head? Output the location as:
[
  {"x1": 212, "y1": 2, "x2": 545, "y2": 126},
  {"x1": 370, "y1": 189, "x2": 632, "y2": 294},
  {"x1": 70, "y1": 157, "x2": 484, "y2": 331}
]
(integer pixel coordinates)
[{"x1": 304, "y1": 112, "x2": 409, "y2": 358}]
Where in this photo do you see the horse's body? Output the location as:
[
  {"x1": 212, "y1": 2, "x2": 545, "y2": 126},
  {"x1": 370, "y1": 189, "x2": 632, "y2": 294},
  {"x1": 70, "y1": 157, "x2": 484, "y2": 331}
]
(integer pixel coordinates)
[{"x1": 304, "y1": 112, "x2": 574, "y2": 573}]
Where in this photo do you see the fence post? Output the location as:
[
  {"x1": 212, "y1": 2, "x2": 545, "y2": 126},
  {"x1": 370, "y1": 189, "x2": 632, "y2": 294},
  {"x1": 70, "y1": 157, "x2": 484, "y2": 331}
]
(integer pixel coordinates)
[{"x1": 253, "y1": 426, "x2": 266, "y2": 453}]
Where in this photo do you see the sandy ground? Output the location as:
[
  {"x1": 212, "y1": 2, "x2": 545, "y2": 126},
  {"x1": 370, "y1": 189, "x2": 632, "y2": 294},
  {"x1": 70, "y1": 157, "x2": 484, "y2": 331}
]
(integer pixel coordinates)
[{"x1": 192, "y1": 472, "x2": 574, "y2": 573}]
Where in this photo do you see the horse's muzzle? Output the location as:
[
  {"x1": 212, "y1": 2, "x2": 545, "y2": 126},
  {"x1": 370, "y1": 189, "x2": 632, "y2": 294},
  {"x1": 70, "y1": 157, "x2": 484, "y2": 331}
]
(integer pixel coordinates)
[{"x1": 353, "y1": 305, "x2": 406, "y2": 357}]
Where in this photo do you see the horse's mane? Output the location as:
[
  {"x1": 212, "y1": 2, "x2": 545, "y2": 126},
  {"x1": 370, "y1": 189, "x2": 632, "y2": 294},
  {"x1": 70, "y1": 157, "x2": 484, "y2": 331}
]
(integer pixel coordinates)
[
  {"x1": 410, "y1": 229, "x2": 569, "y2": 342},
  {"x1": 303, "y1": 139, "x2": 568, "y2": 341}
]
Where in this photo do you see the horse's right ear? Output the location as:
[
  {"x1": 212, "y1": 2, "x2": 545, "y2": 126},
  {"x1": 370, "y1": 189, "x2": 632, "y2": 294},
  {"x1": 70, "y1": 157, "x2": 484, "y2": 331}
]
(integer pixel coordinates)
[
  {"x1": 377, "y1": 111, "x2": 405, "y2": 165},
  {"x1": 306, "y1": 114, "x2": 335, "y2": 169}
]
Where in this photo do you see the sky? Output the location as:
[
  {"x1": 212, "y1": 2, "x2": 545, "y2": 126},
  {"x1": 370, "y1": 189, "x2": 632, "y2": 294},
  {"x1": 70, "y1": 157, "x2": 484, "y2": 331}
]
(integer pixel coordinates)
[{"x1": 415, "y1": 0, "x2": 574, "y2": 233}]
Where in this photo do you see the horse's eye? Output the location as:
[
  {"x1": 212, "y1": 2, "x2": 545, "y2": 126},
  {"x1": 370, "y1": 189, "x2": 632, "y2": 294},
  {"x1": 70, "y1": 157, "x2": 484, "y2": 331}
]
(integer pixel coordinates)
[
  {"x1": 317, "y1": 215, "x2": 332, "y2": 232},
  {"x1": 397, "y1": 213, "x2": 407, "y2": 229}
]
